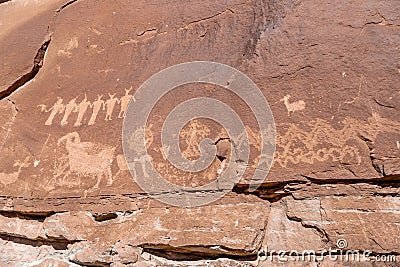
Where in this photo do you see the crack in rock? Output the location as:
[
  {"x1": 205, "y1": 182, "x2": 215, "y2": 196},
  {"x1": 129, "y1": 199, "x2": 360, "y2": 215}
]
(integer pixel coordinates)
[
  {"x1": 0, "y1": 0, "x2": 81, "y2": 100},
  {"x1": 0, "y1": 210, "x2": 55, "y2": 222},
  {"x1": 56, "y1": 0, "x2": 79, "y2": 13},
  {"x1": 0, "y1": 36, "x2": 51, "y2": 100},
  {"x1": 374, "y1": 98, "x2": 395, "y2": 109},
  {"x1": 0, "y1": 233, "x2": 76, "y2": 250},
  {"x1": 137, "y1": 28, "x2": 158, "y2": 37},
  {"x1": 284, "y1": 203, "x2": 330, "y2": 244},
  {"x1": 179, "y1": 9, "x2": 235, "y2": 30},
  {"x1": 141, "y1": 244, "x2": 258, "y2": 261},
  {"x1": 357, "y1": 134, "x2": 384, "y2": 176}
]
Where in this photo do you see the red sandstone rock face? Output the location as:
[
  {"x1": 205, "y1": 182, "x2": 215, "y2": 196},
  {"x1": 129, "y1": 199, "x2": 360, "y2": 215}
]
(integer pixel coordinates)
[{"x1": 0, "y1": 0, "x2": 399, "y2": 266}]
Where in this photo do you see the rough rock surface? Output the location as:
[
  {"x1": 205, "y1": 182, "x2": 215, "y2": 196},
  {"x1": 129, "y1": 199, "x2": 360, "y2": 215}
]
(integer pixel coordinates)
[{"x1": 0, "y1": 0, "x2": 399, "y2": 266}]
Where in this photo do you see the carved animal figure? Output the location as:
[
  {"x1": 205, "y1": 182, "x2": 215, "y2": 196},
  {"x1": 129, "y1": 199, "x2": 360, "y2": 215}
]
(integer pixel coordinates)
[
  {"x1": 57, "y1": 132, "x2": 116, "y2": 189},
  {"x1": 275, "y1": 112, "x2": 400, "y2": 167},
  {"x1": 0, "y1": 157, "x2": 30, "y2": 187},
  {"x1": 280, "y1": 95, "x2": 306, "y2": 115}
]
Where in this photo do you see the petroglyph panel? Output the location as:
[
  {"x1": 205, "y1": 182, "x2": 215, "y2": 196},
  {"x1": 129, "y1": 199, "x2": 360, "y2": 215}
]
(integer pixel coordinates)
[
  {"x1": 275, "y1": 112, "x2": 400, "y2": 168},
  {"x1": 199, "y1": 112, "x2": 399, "y2": 173},
  {"x1": 38, "y1": 88, "x2": 134, "y2": 127},
  {"x1": 17, "y1": 110, "x2": 400, "y2": 193},
  {"x1": 1, "y1": 0, "x2": 400, "y2": 264}
]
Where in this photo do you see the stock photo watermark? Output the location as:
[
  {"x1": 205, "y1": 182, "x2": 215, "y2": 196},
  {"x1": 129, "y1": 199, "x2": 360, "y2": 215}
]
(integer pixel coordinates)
[
  {"x1": 257, "y1": 239, "x2": 397, "y2": 263},
  {"x1": 122, "y1": 61, "x2": 276, "y2": 207}
]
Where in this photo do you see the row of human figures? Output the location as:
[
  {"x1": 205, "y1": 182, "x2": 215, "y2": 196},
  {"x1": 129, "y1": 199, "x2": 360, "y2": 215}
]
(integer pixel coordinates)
[{"x1": 38, "y1": 87, "x2": 133, "y2": 126}]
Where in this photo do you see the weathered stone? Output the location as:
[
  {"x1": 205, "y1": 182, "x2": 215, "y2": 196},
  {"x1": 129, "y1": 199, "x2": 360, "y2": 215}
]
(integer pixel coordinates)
[
  {"x1": 286, "y1": 196, "x2": 400, "y2": 254},
  {"x1": 30, "y1": 258, "x2": 80, "y2": 267},
  {"x1": 136, "y1": 252, "x2": 256, "y2": 267},
  {"x1": 0, "y1": 0, "x2": 399, "y2": 265},
  {"x1": 43, "y1": 202, "x2": 269, "y2": 256},
  {"x1": 0, "y1": 212, "x2": 43, "y2": 240},
  {"x1": 263, "y1": 200, "x2": 325, "y2": 252},
  {"x1": 0, "y1": 239, "x2": 68, "y2": 267}
]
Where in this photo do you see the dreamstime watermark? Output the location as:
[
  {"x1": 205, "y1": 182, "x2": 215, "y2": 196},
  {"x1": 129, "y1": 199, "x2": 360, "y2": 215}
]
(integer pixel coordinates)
[
  {"x1": 122, "y1": 61, "x2": 276, "y2": 207},
  {"x1": 257, "y1": 239, "x2": 397, "y2": 263}
]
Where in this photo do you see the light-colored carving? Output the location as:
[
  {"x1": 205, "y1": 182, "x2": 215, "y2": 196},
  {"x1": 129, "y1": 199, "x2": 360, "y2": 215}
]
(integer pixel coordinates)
[
  {"x1": 56, "y1": 132, "x2": 116, "y2": 189},
  {"x1": 118, "y1": 87, "x2": 133, "y2": 118},
  {"x1": 88, "y1": 94, "x2": 105, "y2": 126},
  {"x1": 57, "y1": 37, "x2": 79, "y2": 58},
  {"x1": 1, "y1": 99, "x2": 19, "y2": 147},
  {"x1": 180, "y1": 119, "x2": 211, "y2": 160},
  {"x1": 132, "y1": 154, "x2": 151, "y2": 178},
  {"x1": 275, "y1": 112, "x2": 400, "y2": 167},
  {"x1": 0, "y1": 157, "x2": 30, "y2": 187},
  {"x1": 127, "y1": 125, "x2": 155, "y2": 179},
  {"x1": 39, "y1": 97, "x2": 64, "y2": 126},
  {"x1": 115, "y1": 154, "x2": 129, "y2": 178},
  {"x1": 39, "y1": 88, "x2": 136, "y2": 126},
  {"x1": 61, "y1": 97, "x2": 77, "y2": 126},
  {"x1": 280, "y1": 95, "x2": 306, "y2": 115},
  {"x1": 104, "y1": 93, "x2": 120, "y2": 121},
  {"x1": 74, "y1": 94, "x2": 91, "y2": 127}
]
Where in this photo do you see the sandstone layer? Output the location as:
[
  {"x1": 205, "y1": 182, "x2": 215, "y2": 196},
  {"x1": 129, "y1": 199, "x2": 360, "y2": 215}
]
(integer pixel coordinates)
[{"x1": 0, "y1": 0, "x2": 399, "y2": 266}]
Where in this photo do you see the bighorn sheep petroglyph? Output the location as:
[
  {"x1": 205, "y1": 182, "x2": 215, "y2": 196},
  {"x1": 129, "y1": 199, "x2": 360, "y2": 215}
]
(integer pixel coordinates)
[{"x1": 57, "y1": 132, "x2": 116, "y2": 189}]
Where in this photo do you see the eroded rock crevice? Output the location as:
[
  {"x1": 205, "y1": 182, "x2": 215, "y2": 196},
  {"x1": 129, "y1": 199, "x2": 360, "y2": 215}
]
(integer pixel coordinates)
[
  {"x1": 141, "y1": 245, "x2": 258, "y2": 261},
  {"x1": 0, "y1": 234, "x2": 72, "y2": 250},
  {"x1": 0, "y1": 37, "x2": 51, "y2": 100},
  {"x1": 56, "y1": 0, "x2": 79, "y2": 13},
  {"x1": 0, "y1": 210, "x2": 55, "y2": 222},
  {"x1": 0, "y1": 0, "x2": 81, "y2": 100}
]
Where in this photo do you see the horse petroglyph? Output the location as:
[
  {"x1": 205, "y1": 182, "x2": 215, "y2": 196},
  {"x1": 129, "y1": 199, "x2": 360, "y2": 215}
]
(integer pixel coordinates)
[{"x1": 39, "y1": 88, "x2": 134, "y2": 126}]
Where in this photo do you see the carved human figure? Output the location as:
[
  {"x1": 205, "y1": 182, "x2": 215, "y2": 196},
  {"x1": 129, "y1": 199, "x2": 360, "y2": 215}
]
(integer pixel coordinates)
[
  {"x1": 88, "y1": 94, "x2": 104, "y2": 126},
  {"x1": 74, "y1": 94, "x2": 91, "y2": 127},
  {"x1": 61, "y1": 97, "x2": 78, "y2": 126},
  {"x1": 114, "y1": 154, "x2": 128, "y2": 179},
  {"x1": 118, "y1": 86, "x2": 133, "y2": 118},
  {"x1": 42, "y1": 97, "x2": 65, "y2": 126},
  {"x1": 105, "y1": 93, "x2": 120, "y2": 121}
]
